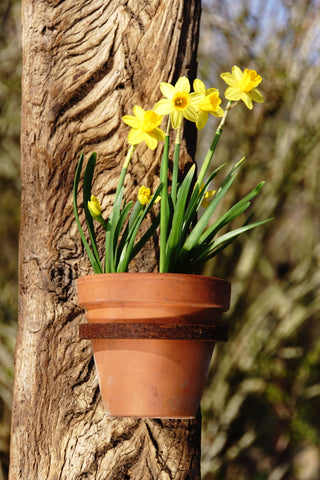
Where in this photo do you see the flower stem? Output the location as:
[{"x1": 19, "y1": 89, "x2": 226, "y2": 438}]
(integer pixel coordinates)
[
  {"x1": 171, "y1": 125, "x2": 181, "y2": 205},
  {"x1": 196, "y1": 101, "x2": 234, "y2": 188},
  {"x1": 159, "y1": 118, "x2": 171, "y2": 273}
]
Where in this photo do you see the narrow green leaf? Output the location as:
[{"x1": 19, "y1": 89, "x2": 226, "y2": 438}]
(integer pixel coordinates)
[
  {"x1": 206, "y1": 218, "x2": 272, "y2": 257},
  {"x1": 114, "y1": 200, "x2": 134, "y2": 263},
  {"x1": 118, "y1": 183, "x2": 163, "y2": 272},
  {"x1": 104, "y1": 165, "x2": 129, "y2": 272},
  {"x1": 73, "y1": 153, "x2": 102, "y2": 273},
  {"x1": 166, "y1": 164, "x2": 196, "y2": 271},
  {"x1": 82, "y1": 152, "x2": 102, "y2": 267},
  {"x1": 182, "y1": 163, "x2": 227, "y2": 239},
  {"x1": 181, "y1": 171, "x2": 238, "y2": 255},
  {"x1": 180, "y1": 159, "x2": 246, "y2": 256},
  {"x1": 105, "y1": 185, "x2": 125, "y2": 272},
  {"x1": 187, "y1": 217, "x2": 273, "y2": 270},
  {"x1": 199, "y1": 181, "x2": 265, "y2": 245},
  {"x1": 130, "y1": 213, "x2": 160, "y2": 259}
]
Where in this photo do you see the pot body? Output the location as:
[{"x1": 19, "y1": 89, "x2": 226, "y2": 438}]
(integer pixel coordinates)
[{"x1": 78, "y1": 273, "x2": 230, "y2": 418}]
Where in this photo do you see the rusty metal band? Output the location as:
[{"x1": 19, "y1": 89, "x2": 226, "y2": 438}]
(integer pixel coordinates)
[{"x1": 79, "y1": 323, "x2": 228, "y2": 341}]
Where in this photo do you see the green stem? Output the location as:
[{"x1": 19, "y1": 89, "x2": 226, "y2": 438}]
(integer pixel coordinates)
[
  {"x1": 123, "y1": 144, "x2": 136, "y2": 170},
  {"x1": 114, "y1": 144, "x2": 136, "y2": 201},
  {"x1": 171, "y1": 125, "x2": 181, "y2": 205},
  {"x1": 159, "y1": 118, "x2": 171, "y2": 273},
  {"x1": 196, "y1": 101, "x2": 234, "y2": 188}
]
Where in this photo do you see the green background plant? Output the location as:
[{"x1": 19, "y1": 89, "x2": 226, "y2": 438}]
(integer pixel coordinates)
[{"x1": 1, "y1": 0, "x2": 320, "y2": 479}]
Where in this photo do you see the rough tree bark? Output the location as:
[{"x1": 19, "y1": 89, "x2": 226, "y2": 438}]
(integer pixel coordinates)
[{"x1": 10, "y1": 1, "x2": 202, "y2": 479}]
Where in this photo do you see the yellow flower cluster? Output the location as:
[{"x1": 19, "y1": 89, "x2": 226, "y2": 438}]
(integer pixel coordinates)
[
  {"x1": 122, "y1": 65, "x2": 264, "y2": 149},
  {"x1": 88, "y1": 66, "x2": 264, "y2": 219}
]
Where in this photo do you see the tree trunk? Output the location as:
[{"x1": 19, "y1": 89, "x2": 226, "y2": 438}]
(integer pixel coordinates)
[{"x1": 10, "y1": 1, "x2": 201, "y2": 479}]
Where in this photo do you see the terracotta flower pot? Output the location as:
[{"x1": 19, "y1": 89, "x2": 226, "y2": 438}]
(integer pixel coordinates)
[{"x1": 78, "y1": 272, "x2": 230, "y2": 418}]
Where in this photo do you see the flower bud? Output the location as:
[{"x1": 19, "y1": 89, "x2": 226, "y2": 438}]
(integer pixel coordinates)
[
  {"x1": 88, "y1": 195, "x2": 102, "y2": 219},
  {"x1": 138, "y1": 186, "x2": 151, "y2": 205},
  {"x1": 201, "y1": 189, "x2": 216, "y2": 209}
]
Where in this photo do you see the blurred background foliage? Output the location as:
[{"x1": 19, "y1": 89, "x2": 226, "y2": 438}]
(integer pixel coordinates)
[
  {"x1": 0, "y1": 0, "x2": 21, "y2": 479},
  {"x1": 199, "y1": 1, "x2": 320, "y2": 479},
  {"x1": 0, "y1": 0, "x2": 319, "y2": 479}
]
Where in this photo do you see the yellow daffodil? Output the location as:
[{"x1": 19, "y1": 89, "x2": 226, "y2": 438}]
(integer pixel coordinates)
[
  {"x1": 88, "y1": 195, "x2": 102, "y2": 219},
  {"x1": 220, "y1": 66, "x2": 264, "y2": 110},
  {"x1": 138, "y1": 185, "x2": 161, "y2": 205},
  {"x1": 193, "y1": 79, "x2": 224, "y2": 129},
  {"x1": 122, "y1": 106, "x2": 165, "y2": 150},
  {"x1": 153, "y1": 76, "x2": 202, "y2": 129},
  {"x1": 201, "y1": 188, "x2": 216, "y2": 209},
  {"x1": 138, "y1": 186, "x2": 152, "y2": 205}
]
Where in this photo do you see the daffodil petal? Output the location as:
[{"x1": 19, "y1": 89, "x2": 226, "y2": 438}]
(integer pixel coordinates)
[
  {"x1": 220, "y1": 72, "x2": 237, "y2": 86},
  {"x1": 183, "y1": 105, "x2": 198, "y2": 123},
  {"x1": 171, "y1": 109, "x2": 183, "y2": 129},
  {"x1": 193, "y1": 78, "x2": 206, "y2": 95},
  {"x1": 232, "y1": 65, "x2": 243, "y2": 81},
  {"x1": 224, "y1": 86, "x2": 242, "y2": 101},
  {"x1": 149, "y1": 127, "x2": 166, "y2": 141},
  {"x1": 128, "y1": 128, "x2": 144, "y2": 145},
  {"x1": 175, "y1": 76, "x2": 190, "y2": 93},
  {"x1": 241, "y1": 93, "x2": 253, "y2": 109},
  {"x1": 249, "y1": 88, "x2": 264, "y2": 103},
  {"x1": 122, "y1": 115, "x2": 141, "y2": 128},
  {"x1": 210, "y1": 106, "x2": 224, "y2": 117},
  {"x1": 153, "y1": 98, "x2": 172, "y2": 115},
  {"x1": 196, "y1": 111, "x2": 208, "y2": 130},
  {"x1": 206, "y1": 87, "x2": 219, "y2": 95},
  {"x1": 144, "y1": 134, "x2": 158, "y2": 150},
  {"x1": 189, "y1": 92, "x2": 203, "y2": 105},
  {"x1": 159, "y1": 82, "x2": 176, "y2": 99},
  {"x1": 133, "y1": 105, "x2": 145, "y2": 121}
]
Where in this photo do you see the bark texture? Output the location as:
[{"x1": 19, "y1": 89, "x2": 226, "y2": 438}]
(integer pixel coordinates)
[{"x1": 11, "y1": 1, "x2": 201, "y2": 479}]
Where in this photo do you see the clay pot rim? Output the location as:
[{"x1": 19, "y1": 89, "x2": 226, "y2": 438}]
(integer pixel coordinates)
[
  {"x1": 78, "y1": 272, "x2": 231, "y2": 312},
  {"x1": 78, "y1": 272, "x2": 230, "y2": 284}
]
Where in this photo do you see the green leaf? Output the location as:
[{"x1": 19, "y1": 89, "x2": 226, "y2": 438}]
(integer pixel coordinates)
[
  {"x1": 166, "y1": 164, "x2": 196, "y2": 271},
  {"x1": 104, "y1": 164, "x2": 130, "y2": 272},
  {"x1": 82, "y1": 152, "x2": 101, "y2": 267},
  {"x1": 130, "y1": 213, "x2": 160, "y2": 259},
  {"x1": 114, "y1": 201, "x2": 134, "y2": 261},
  {"x1": 116, "y1": 200, "x2": 136, "y2": 262},
  {"x1": 180, "y1": 159, "x2": 245, "y2": 258},
  {"x1": 181, "y1": 171, "x2": 238, "y2": 256},
  {"x1": 207, "y1": 217, "x2": 273, "y2": 257},
  {"x1": 73, "y1": 153, "x2": 102, "y2": 273},
  {"x1": 182, "y1": 163, "x2": 227, "y2": 239},
  {"x1": 187, "y1": 217, "x2": 273, "y2": 271},
  {"x1": 117, "y1": 183, "x2": 164, "y2": 272},
  {"x1": 105, "y1": 184, "x2": 125, "y2": 272},
  {"x1": 199, "y1": 181, "x2": 265, "y2": 245}
]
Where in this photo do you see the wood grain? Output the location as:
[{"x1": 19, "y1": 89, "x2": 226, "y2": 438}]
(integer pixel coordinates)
[{"x1": 11, "y1": 1, "x2": 201, "y2": 478}]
